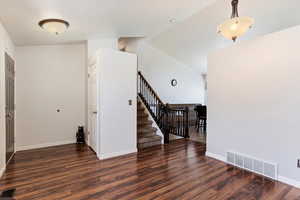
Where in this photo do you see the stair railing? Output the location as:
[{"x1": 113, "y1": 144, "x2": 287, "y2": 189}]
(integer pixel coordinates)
[{"x1": 138, "y1": 71, "x2": 189, "y2": 143}]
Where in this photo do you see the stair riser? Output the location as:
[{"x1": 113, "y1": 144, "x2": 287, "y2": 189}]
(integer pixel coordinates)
[
  {"x1": 137, "y1": 116, "x2": 148, "y2": 119},
  {"x1": 138, "y1": 127, "x2": 157, "y2": 133},
  {"x1": 137, "y1": 122, "x2": 153, "y2": 126},
  {"x1": 138, "y1": 134, "x2": 157, "y2": 138},
  {"x1": 138, "y1": 130, "x2": 157, "y2": 134},
  {"x1": 138, "y1": 130, "x2": 156, "y2": 135},
  {"x1": 138, "y1": 141, "x2": 161, "y2": 149},
  {"x1": 137, "y1": 122, "x2": 152, "y2": 126},
  {"x1": 137, "y1": 117, "x2": 153, "y2": 123}
]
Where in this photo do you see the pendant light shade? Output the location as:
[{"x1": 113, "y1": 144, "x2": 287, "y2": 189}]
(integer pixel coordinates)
[
  {"x1": 39, "y1": 19, "x2": 70, "y2": 35},
  {"x1": 217, "y1": 0, "x2": 254, "y2": 41}
]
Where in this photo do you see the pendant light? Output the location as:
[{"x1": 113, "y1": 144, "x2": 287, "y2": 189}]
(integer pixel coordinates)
[{"x1": 217, "y1": 0, "x2": 254, "y2": 42}]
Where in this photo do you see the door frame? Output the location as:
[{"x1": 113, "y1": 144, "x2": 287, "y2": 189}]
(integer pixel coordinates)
[
  {"x1": 5, "y1": 52, "x2": 15, "y2": 164},
  {"x1": 87, "y1": 60, "x2": 99, "y2": 155}
]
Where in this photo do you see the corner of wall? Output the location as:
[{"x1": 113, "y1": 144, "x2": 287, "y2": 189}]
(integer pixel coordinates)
[{"x1": 205, "y1": 151, "x2": 226, "y2": 162}]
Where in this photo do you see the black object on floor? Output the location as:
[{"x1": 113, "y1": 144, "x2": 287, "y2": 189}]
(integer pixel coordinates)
[
  {"x1": 76, "y1": 126, "x2": 85, "y2": 144},
  {"x1": 0, "y1": 188, "x2": 15, "y2": 200}
]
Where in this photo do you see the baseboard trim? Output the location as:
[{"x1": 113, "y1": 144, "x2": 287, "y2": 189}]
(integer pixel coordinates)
[
  {"x1": 205, "y1": 151, "x2": 226, "y2": 162},
  {"x1": 0, "y1": 167, "x2": 5, "y2": 179},
  {"x1": 205, "y1": 151, "x2": 300, "y2": 189},
  {"x1": 98, "y1": 148, "x2": 137, "y2": 160},
  {"x1": 278, "y1": 176, "x2": 300, "y2": 189},
  {"x1": 16, "y1": 140, "x2": 76, "y2": 151},
  {"x1": 0, "y1": 151, "x2": 16, "y2": 180}
]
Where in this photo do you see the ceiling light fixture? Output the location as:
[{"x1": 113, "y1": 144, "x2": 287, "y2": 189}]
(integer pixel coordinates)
[
  {"x1": 217, "y1": 0, "x2": 254, "y2": 42},
  {"x1": 39, "y1": 19, "x2": 70, "y2": 35}
]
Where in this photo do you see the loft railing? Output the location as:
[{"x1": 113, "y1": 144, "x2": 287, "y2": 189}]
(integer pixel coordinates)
[{"x1": 138, "y1": 71, "x2": 189, "y2": 143}]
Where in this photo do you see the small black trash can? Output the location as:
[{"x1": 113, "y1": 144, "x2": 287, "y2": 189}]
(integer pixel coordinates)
[{"x1": 76, "y1": 126, "x2": 85, "y2": 144}]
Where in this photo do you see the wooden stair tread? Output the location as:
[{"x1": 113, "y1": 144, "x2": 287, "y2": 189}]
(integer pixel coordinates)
[
  {"x1": 137, "y1": 120, "x2": 152, "y2": 126},
  {"x1": 137, "y1": 113, "x2": 147, "y2": 116}
]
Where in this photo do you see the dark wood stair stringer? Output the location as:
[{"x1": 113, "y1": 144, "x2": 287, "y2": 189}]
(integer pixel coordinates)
[{"x1": 137, "y1": 100, "x2": 162, "y2": 149}]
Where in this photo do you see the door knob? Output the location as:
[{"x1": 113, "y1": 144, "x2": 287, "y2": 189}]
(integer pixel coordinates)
[
  {"x1": 93, "y1": 111, "x2": 98, "y2": 114},
  {"x1": 5, "y1": 113, "x2": 12, "y2": 119}
]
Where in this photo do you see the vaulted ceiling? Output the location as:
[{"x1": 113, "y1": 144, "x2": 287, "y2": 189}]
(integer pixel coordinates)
[
  {"x1": 0, "y1": 0, "x2": 215, "y2": 45},
  {"x1": 150, "y1": 0, "x2": 300, "y2": 73}
]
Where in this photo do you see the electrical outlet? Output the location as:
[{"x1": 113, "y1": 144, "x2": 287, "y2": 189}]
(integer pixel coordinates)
[{"x1": 298, "y1": 159, "x2": 300, "y2": 168}]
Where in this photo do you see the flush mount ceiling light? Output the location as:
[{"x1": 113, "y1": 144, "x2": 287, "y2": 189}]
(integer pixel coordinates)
[
  {"x1": 39, "y1": 19, "x2": 70, "y2": 35},
  {"x1": 217, "y1": 0, "x2": 254, "y2": 42}
]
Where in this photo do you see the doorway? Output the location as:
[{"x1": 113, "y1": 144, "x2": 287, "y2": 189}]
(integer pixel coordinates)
[{"x1": 5, "y1": 52, "x2": 15, "y2": 163}]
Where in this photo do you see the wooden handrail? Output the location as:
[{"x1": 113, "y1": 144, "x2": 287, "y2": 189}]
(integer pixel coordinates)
[
  {"x1": 138, "y1": 71, "x2": 164, "y2": 105},
  {"x1": 138, "y1": 71, "x2": 189, "y2": 143}
]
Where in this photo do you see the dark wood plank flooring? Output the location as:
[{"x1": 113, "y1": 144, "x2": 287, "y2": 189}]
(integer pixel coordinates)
[{"x1": 1, "y1": 139, "x2": 300, "y2": 200}]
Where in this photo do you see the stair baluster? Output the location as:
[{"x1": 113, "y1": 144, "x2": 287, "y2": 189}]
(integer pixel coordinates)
[{"x1": 138, "y1": 71, "x2": 189, "y2": 143}]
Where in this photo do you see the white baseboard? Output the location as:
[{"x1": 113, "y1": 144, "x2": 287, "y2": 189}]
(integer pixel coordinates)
[
  {"x1": 16, "y1": 140, "x2": 76, "y2": 151},
  {"x1": 0, "y1": 167, "x2": 5, "y2": 179},
  {"x1": 205, "y1": 151, "x2": 226, "y2": 162},
  {"x1": 278, "y1": 176, "x2": 300, "y2": 189},
  {"x1": 205, "y1": 151, "x2": 300, "y2": 189},
  {"x1": 98, "y1": 148, "x2": 137, "y2": 160},
  {"x1": 0, "y1": 151, "x2": 16, "y2": 180}
]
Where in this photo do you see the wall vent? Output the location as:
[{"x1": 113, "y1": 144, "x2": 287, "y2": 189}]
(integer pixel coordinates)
[
  {"x1": 227, "y1": 152, "x2": 235, "y2": 164},
  {"x1": 226, "y1": 151, "x2": 277, "y2": 180}
]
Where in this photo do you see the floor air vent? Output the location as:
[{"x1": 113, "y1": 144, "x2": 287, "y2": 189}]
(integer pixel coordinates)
[{"x1": 226, "y1": 151, "x2": 277, "y2": 180}]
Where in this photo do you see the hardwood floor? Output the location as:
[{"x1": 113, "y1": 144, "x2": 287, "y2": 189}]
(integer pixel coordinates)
[
  {"x1": 189, "y1": 127, "x2": 206, "y2": 143},
  {"x1": 1, "y1": 140, "x2": 300, "y2": 200},
  {"x1": 170, "y1": 127, "x2": 206, "y2": 144}
]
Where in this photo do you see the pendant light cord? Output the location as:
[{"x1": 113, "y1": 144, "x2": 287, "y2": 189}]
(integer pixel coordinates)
[{"x1": 231, "y1": 0, "x2": 239, "y2": 18}]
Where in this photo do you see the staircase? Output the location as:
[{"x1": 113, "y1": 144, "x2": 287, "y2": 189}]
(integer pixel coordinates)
[
  {"x1": 137, "y1": 71, "x2": 190, "y2": 149},
  {"x1": 137, "y1": 100, "x2": 162, "y2": 149}
]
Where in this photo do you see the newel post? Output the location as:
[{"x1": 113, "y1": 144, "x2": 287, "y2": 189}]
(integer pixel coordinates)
[
  {"x1": 185, "y1": 107, "x2": 189, "y2": 138},
  {"x1": 163, "y1": 103, "x2": 170, "y2": 144}
]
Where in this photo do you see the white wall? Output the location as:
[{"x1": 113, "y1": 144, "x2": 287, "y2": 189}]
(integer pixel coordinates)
[
  {"x1": 137, "y1": 41, "x2": 205, "y2": 104},
  {"x1": 86, "y1": 38, "x2": 119, "y2": 140},
  {"x1": 0, "y1": 22, "x2": 15, "y2": 176},
  {"x1": 87, "y1": 38, "x2": 118, "y2": 59},
  {"x1": 95, "y1": 49, "x2": 137, "y2": 159},
  {"x1": 207, "y1": 25, "x2": 300, "y2": 187},
  {"x1": 16, "y1": 44, "x2": 86, "y2": 150}
]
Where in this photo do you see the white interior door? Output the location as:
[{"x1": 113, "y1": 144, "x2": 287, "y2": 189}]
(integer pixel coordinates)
[{"x1": 88, "y1": 66, "x2": 98, "y2": 153}]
